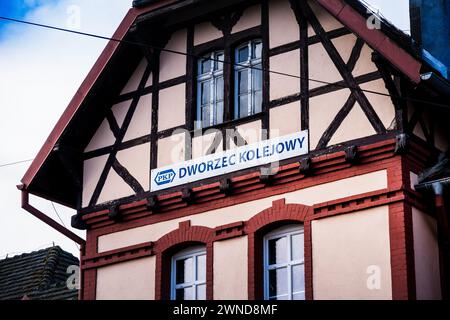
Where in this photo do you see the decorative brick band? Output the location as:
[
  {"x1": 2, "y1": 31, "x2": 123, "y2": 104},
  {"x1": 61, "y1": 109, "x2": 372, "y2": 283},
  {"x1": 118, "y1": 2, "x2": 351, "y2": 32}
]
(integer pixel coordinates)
[
  {"x1": 81, "y1": 242, "x2": 154, "y2": 270},
  {"x1": 83, "y1": 137, "x2": 435, "y2": 240},
  {"x1": 81, "y1": 138, "x2": 401, "y2": 230},
  {"x1": 312, "y1": 188, "x2": 404, "y2": 220},
  {"x1": 214, "y1": 221, "x2": 245, "y2": 241}
]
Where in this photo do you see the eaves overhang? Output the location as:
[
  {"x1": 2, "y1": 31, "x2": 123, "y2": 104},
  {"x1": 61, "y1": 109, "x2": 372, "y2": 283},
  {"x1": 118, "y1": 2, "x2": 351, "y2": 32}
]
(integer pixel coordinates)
[
  {"x1": 420, "y1": 72, "x2": 450, "y2": 99},
  {"x1": 20, "y1": 0, "x2": 180, "y2": 204}
]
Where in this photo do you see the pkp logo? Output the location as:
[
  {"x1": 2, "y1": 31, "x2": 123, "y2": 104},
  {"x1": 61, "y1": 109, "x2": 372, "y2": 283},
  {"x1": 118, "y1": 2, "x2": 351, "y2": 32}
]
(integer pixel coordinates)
[{"x1": 154, "y1": 169, "x2": 176, "y2": 186}]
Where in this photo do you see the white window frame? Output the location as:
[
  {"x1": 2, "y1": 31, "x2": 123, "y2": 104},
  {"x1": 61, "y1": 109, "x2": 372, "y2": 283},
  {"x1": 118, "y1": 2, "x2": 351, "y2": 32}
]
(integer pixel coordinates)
[
  {"x1": 234, "y1": 39, "x2": 262, "y2": 119},
  {"x1": 170, "y1": 245, "x2": 207, "y2": 300},
  {"x1": 196, "y1": 51, "x2": 224, "y2": 129},
  {"x1": 263, "y1": 224, "x2": 305, "y2": 300}
]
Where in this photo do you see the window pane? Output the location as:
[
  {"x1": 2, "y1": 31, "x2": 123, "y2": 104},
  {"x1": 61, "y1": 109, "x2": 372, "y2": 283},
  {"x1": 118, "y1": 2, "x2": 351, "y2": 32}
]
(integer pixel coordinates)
[
  {"x1": 293, "y1": 292, "x2": 305, "y2": 300},
  {"x1": 238, "y1": 70, "x2": 248, "y2": 94},
  {"x1": 196, "y1": 284, "x2": 206, "y2": 300},
  {"x1": 269, "y1": 295, "x2": 289, "y2": 301},
  {"x1": 216, "y1": 53, "x2": 224, "y2": 70},
  {"x1": 239, "y1": 95, "x2": 248, "y2": 118},
  {"x1": 216, "y1": 77, "x2": 224, "y2": 101},
  {"x1": 253, "y1": 41, "x2": 262, "y2": 59},
  {"x1": 196, "y1": 254, "x2": 206, "y2": 282},
  {"x1": 234, "y1": 40, "x2": 263, "y2": 120},
  {"x1": 201, "y1": 58, "x2": 211, "y2": 74},
  {"x1": 238, "y1": 46, "x2": 249, "y2": 63},
  {"x1": 291, "y1": 233, "x2": 304, "y2": 262},
  {"x1": 269, "y1": 267, "x2": 288, "y2": 297},
  {"x1": 253, "y1": 65, "x2": 262, "y2": 91},
  {"x1": 176, "y1": 257, "x2": 194, "y2": 284},
  {"x1": 268, "y1": 236, "x2": 288, "y2": 265},
  {"x1": 201, "y1": 81, "x2": 210, "y2": 105},
  {"x1": 215, "y1": 76, "x2": 224, "y2": 124},
  {"x1": 216, "y1": 101, "x2": 224, "y2": 124},
  {"x1": 176, "y1": 286, "x2": 194, "y2": 300},
  {"x1": 251, "y1": 64, "x2": 262, "y2": 115},
  {"x1": 254, "y1": 91, "x2": 262, "y2": 114},
  {"x1": 292, "y1": 264, "x2": 305, "y2": 294},
  {"x1": 202, "y1": 106, "x2": 211, "y2": 128}
]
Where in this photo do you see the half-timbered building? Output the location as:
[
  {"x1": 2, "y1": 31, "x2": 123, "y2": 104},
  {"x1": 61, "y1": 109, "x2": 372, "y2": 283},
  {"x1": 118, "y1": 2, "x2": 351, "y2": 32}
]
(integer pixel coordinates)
[{"x1": 19, "y1": 0, "x2": 450, "y2": 300}]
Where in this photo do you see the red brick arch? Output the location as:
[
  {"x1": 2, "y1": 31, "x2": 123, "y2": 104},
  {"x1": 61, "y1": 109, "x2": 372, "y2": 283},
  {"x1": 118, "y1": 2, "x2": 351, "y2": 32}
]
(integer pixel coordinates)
[
  {"x1": 154, "y1": 220, "x2": 214, "y2": 300},
  {"x1": 245, "y1": 199, "x2": 314, "y2": 300}
]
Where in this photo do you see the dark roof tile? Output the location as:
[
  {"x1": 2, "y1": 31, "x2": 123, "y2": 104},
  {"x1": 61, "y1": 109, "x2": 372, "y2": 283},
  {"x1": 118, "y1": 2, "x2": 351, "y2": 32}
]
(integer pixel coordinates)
[{"x1": 0, "y1": 246, "x2": 79, "y2": 300}]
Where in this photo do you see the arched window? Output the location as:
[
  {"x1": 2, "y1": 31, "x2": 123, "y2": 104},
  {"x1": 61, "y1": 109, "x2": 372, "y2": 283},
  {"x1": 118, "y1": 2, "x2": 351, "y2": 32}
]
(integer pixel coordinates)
[
  {"x1": 263, "y1": 224, "x2": 304, "y2": 300},
  {"x1": 171, "y1": 245, "x2": 207, "y2": 300},
  {"x1": 234, "y1": 39, "x2": 262, "y2": 119}
]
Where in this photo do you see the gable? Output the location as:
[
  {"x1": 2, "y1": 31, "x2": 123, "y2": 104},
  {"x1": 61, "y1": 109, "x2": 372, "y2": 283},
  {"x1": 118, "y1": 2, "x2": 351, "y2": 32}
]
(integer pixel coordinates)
[{"x1": 21, "y1": 0, "x2": 428, "y2": 209}]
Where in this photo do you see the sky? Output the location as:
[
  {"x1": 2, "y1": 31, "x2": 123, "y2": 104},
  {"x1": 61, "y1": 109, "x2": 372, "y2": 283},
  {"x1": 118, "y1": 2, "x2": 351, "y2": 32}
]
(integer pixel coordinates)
[{"x1": 0, "y1": 0, "x2": 410, "y2": 258}]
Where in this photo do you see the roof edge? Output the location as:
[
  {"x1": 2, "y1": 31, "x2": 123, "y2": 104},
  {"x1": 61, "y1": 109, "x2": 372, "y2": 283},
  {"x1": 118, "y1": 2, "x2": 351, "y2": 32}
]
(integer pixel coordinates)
[
  {"x1": 133, "y1": 0, "x2": 161, "y2": 8},
  {"x1": 21, "y1": 0, "x2": 179, "y2": 189},
  {"x1": 315, "y1": 0, "x2": 422, "y2": 84}
]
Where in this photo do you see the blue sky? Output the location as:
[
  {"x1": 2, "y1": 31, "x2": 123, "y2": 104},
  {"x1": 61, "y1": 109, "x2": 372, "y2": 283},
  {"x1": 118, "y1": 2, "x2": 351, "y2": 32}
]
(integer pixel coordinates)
[
  {"x1": 0, "y1": 0, "x2": 131, "y2": 257},
  {"x1": 0, "y1": 0, "x2": 59, "y2": 38},
  {"x1": 0, "y1": 1, "x2": 25, "y2": 36},
  {"x1": 0, "y1": 1, "x2": 30, "y2": 17},
  {"x1": 0, "y1": 0, "x2": 59, "y2": 17}
]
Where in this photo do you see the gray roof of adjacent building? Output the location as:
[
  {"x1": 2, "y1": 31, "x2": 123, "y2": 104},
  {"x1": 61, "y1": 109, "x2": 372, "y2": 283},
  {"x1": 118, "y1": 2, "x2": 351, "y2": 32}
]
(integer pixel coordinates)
[{"x1": 0, "y1": 246, "x2": 79, "y2": 300}]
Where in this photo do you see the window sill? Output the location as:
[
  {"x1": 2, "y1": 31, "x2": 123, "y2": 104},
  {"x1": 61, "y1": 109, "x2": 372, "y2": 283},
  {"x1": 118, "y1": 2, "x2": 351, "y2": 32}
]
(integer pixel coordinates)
[{"x1": 194, "y1": 112, "x2": 264, "y2": 133}]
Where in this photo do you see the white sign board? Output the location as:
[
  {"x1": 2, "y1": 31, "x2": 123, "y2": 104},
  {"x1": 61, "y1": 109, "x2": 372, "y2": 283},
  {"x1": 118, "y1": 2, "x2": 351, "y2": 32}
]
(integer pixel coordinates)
[{"x1": 150, "y1": 131, "x2": 309, "y2": 191}]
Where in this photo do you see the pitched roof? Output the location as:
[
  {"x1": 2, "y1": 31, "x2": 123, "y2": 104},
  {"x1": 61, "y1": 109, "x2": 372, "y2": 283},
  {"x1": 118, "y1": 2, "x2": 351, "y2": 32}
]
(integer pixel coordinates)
[
  {"x1": 20, "y1": 0, "x2": 430, "y2": 206},
  {"x1": 0, "y1": 246, "x2": 79, "y2": 300}
]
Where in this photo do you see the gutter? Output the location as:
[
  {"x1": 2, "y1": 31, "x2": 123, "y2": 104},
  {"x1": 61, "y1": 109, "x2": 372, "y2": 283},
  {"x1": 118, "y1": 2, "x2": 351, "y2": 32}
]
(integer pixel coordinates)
[
  {"x1": 17, "y1": 184, "x2": 86, "y2": 246},
  {"x1": 415, "y1": 177, "x2": 450, "y2": 192},
  {"x1": 416, "y1": 178, "x2": 450, "y2": 298},
  {"x1": 132, "y1": 0, "x2": 160, "y2": 8},
  {"x1": 415, "y1": 178, "x2": 450, "y2": 243},
  {"x1": 17, "y1": 185, "x2": 86, "y2": 300}
]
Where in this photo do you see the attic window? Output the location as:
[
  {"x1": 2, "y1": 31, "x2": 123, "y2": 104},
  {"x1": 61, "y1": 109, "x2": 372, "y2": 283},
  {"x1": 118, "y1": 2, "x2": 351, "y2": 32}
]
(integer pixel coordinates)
[
  {"x1": 234, "y1": 39, "x2": 262, "y2": 119},
  {"x1": 194, "y1": 38, "x2": 263, "y2": 129},
  {"x1": 196, "y1": 51, "x2": 225, "y2": 129}
]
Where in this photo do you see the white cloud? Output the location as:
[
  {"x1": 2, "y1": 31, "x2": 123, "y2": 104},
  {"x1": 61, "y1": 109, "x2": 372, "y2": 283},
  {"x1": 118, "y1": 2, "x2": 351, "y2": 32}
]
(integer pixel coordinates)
[
  {"x1": 0, "y1": 0, "x2": 130, "y2": 258},
  {"x1": 364, "y1": 0, "x2": 410, "y2": 33}
]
